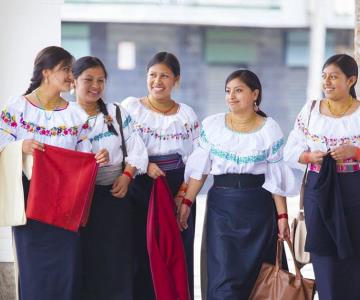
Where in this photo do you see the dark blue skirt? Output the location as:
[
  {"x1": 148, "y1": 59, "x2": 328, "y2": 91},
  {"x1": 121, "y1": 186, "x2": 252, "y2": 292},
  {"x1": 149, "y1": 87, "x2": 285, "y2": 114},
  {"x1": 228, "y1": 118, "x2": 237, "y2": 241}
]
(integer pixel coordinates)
[
  {"x1": 204, "y1": 184, "x2": 278, "y2": 300},
  {"x1": 13, "y1": 176, "x2": 81, "y2": 300},
  {"x1": 128, "y1": 167, "x2": 196, "y2": 300},
  {"x1": 80, "y1": 184, "x2": 133, "y2": 300},
  {"x1": 304, "y1": 171, "x2": 360, "y2": 299}
]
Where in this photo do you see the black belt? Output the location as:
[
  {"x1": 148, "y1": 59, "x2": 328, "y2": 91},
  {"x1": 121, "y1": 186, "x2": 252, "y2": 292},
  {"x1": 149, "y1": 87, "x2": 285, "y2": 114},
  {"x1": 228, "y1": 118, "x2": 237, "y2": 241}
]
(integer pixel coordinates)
[{"x1": 213, "y1": 173, "x2": 265, "y2": 188}]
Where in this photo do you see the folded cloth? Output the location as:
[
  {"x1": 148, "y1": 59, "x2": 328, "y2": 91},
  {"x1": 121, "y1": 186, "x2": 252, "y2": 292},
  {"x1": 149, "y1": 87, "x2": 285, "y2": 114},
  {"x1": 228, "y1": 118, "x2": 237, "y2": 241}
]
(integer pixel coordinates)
[
  {"x1": 26, "y1": 144, "x2": 98, "y2": 232},
  {"x1": 305, "y1": 154, "x2": 353, "y2": 259},
  {"x1": 0, "y1": 140, "x2": 32, "y2": 227},
  {"x1": 147, "y1": 176, "x2": 190, "y2": 300}
]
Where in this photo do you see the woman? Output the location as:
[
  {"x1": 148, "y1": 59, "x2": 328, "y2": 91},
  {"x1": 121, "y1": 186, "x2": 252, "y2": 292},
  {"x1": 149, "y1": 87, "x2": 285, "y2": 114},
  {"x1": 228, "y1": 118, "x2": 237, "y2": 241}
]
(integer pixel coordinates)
[
  {"x1": 178, "y1": 70, "x2": 297, "y2": 300},
  {"x1": 122, "y1": 51, "x2": 199, "y2": 300},
  {"x1": 284, "y1": 54, "x2": 360, "y2": 299},
  {"x1": 0, "y1": 46, "x2": 107, "y2": 300},
  {"x1": 73, "y1": 56, "x2": 148, "y2": 300}
]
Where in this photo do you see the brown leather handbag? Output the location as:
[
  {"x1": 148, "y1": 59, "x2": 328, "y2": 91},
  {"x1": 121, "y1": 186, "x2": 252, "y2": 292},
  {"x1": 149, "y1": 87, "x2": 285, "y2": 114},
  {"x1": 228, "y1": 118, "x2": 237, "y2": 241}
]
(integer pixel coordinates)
[{"x1": 249, "y1": 238, "x2": 316, "y2": 300}]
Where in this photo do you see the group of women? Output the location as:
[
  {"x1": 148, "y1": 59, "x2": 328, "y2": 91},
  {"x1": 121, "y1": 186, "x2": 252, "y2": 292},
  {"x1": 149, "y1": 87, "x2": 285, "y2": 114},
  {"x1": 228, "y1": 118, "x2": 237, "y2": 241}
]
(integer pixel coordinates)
[{"x1": 0, "y1": 45, "x2": 359, "y2": 300}]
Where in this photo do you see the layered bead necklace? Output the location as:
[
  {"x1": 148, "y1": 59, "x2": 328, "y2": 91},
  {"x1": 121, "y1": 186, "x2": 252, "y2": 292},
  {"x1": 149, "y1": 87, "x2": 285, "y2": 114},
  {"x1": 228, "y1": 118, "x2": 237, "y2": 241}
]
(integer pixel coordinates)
[
  {"x1": 326, "y1": 96, "x2": 353, "y2": 117},
  {"x1": 146, "y1": 95, "x2": 176, "y2": 115}
]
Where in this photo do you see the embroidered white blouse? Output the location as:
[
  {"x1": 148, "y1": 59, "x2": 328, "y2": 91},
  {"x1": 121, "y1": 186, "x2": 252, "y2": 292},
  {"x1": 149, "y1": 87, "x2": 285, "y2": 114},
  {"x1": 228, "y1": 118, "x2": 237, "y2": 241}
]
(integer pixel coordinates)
[
  {"x1": 0, "y1": 96, "x2": 91, "y2": 152},
  {"x1": 121, "y1": 97, "x2": 199, "y2": 162},
  {"x1": 284, "y1": 100, "x2": 360, "y2": 170},
  {"x1": 87, "y1": 102, "x2": 148, "y2": 185},
  {"x1": 185, "y1": 113, "x2": 298, "y2": 197}
]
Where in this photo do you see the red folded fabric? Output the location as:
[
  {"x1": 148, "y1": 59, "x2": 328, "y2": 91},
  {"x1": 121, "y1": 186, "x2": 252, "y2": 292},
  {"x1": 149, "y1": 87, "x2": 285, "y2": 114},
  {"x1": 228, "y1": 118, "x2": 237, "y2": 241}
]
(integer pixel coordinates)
[
  {"x1": 26, "y1": 144, "x2": 98, "y2": 232},
  {"x1": 147, "y1": 176, "x2": 190, "y2": 300}
]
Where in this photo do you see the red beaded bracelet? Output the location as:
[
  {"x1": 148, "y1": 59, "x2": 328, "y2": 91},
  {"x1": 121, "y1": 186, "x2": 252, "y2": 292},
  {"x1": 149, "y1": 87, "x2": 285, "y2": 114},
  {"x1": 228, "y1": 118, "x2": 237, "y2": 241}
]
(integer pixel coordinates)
[
  {"x1": 277, "y1": 213, "x2": 288, "y2": 220},
  {"x1": 181, "y1": 198, "x2": 193, "y2": 208},
  {"x1": 122, "y1": 171, "x2": 133, "y2": 180}
]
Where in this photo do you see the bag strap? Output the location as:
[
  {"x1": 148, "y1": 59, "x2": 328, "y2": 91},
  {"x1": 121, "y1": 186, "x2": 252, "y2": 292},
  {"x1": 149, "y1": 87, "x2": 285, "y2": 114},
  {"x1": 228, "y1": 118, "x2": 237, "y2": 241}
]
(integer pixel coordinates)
[
  {"x1": 114, "y1": 104, "x2": 128, "y2": 172},
  {"x1": 275, "y1": 238, "x2": 302, "y2": 280},
  {"x1": 299, "y1": 100, "x2": 316, "y2": 210}
]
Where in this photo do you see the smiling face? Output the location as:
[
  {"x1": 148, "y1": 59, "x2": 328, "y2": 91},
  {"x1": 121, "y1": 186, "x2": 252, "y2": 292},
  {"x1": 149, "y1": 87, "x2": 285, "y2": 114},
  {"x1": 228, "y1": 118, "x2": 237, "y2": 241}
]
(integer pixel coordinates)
[
  {"x1": 74, "y1": 66, "x2": 106, "y2": 104},
  {"x1": 322, "y1": 63, "x2": 356, "y2": 101},
  {"x1": 225, "y1": 78, "x2": 259, "y2": 114},
  {"x1": 43, "y1": 62, "x2": 73, "y2": 93},
  {"x1": 147, "y1": 63, "x2": 179, "y2": 101}
]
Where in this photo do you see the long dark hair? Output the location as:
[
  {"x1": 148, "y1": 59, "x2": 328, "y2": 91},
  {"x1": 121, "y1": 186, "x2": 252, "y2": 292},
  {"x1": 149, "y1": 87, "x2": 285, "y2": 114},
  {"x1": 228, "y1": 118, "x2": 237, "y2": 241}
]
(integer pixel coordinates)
[
  {"x1": 24, "y1": 46, "x2": 74, "y2": 95},
  {"x1": 225, "y1": 69, "x2": 267, "y2": 117},
  {"x1": 147, "y1": 51, "x2": 180, "y2": 77},
  {"x1": 323, "y1": 54, "x2": 358, "y2": 99},
  {"x1": 73, "y1": 56, "x2": 118, "y2": 136}
]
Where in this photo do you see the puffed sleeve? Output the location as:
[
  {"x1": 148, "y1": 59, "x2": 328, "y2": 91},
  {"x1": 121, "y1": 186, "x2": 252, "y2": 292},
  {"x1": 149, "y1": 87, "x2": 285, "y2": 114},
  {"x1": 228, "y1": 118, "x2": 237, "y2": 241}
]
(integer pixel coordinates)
[
  {"x1": 0, "y1": 103, "x2": 19, "y2": 152},
  {"x1": 262, "y1": 120, "x2": 301, "y2": 197},
  {"x1": 184, "y1": 124, "x2": 211, "y2": 182},
  {"x1": 283, "y1": 102, "x2": 314, "y2": 171},
  {"x1": 120, "y1": 106, "x2": 148, "y2": 174}
]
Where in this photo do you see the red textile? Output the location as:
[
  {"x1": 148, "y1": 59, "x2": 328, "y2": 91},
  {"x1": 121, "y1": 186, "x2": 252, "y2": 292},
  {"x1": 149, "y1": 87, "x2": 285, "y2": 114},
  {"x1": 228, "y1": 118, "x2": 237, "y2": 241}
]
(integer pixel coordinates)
[
  {"x1": 26, "y1": 144, "x2": 98, "y2": 232},
  {"x1": 147, "y1": 176, "x2": 190, "y2": 300}
]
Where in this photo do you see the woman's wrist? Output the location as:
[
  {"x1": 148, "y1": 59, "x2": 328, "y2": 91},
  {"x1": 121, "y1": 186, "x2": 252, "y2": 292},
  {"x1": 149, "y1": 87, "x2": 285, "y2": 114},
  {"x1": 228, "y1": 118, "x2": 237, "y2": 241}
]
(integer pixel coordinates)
[
  {"x1": 301, "y1": 151, "x2": 311, "y2": 164},
  {"x1": 181, "y1": 198, "x2": 193, "y2": 208},
  {"x1": 277, "y1": 213, "x2": 288, "y2": 220},
  {"x1": 122, "y1": 170, "x2": 133, "y2": 181}
]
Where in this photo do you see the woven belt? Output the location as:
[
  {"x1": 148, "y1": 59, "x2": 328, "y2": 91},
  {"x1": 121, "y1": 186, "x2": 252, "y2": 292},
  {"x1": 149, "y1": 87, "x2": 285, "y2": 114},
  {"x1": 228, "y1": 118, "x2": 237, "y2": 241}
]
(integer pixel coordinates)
[
  {"x1": 309, "y1": 162, "x2": 360, "y2": 173},
  {"x1": 149, "y1": 153, "x2": 185, "y2": 171}
]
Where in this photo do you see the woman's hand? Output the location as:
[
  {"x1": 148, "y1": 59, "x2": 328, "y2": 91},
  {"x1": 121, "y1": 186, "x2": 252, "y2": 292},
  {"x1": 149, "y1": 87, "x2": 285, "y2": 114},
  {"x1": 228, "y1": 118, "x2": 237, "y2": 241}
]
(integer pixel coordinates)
[
  {"x1": 111, "y1": 174, "x2": 131, "y2": 198},
  {"x1": 22, "y1": 139, "x2": 44, "y2": 154},
  {"x1": 177, "y1": 204, "x2": 191, "y2": 231},
  {"x1": 330, "y1": 144, "x2": 357, "y2": 161},
  {"x1": 147, "y1": 162, "x2": 165, "y2": 179},
  {"x1": 95, "y1": 148, "x2": 109, "y2": 164},
  {"x1": 301, "y1": 150, "x2": 327, "y2": 164},
  {"x1": 174, "y1": 190, "x2": 185, "y2": 213},
  {"x1": 277, "y1": 218, "x2": 290, "y2": 240}
]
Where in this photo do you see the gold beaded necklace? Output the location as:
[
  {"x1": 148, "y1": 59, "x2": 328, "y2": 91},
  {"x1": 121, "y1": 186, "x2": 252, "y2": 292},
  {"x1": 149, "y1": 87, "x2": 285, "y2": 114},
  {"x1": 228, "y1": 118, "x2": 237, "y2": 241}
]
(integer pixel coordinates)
[
  {"x1": 147, "y1": 96, "x2": 176, "y2": 115},
  {"x1": 327, "y1": 96, "x2": 353, "y2": 117}
]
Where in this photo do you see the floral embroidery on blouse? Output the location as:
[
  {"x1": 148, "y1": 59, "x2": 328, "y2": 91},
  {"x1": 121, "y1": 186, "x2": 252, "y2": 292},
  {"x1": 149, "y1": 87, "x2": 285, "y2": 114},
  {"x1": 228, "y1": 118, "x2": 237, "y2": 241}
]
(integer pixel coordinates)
[
  {"x1": 1, "y1": 110, "x2": 18, "y2": 128},
  {"x1": 11, "y1": 112, "x2": 89, "y2": 137},
  {"x1": 90, "y1": 131, "x2": 115, "y2": 143},
  {"x1": 200, "y1": 128, "x2": 284, "y2": 165},
  {"x1": 123, "y1": 115, "x2": 131, "y2": 128},
  {"x1": 297, "y1": 116, "x2": 360, "y2": 147},
  {"x1": 133, "y1": 121, "x2": 199, "y2": 141},
  {"x1": 272, "y1": 138, "x2": 284, "y2": 155}
]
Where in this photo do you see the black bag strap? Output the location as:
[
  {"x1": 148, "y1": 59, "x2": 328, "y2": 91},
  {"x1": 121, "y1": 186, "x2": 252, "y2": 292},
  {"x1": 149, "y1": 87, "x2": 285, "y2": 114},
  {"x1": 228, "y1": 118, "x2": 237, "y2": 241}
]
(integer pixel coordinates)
[
  {"x1": 299, "y1": 100, "x2": 316, "y2": 210},
  {"x1": 114, "y1": 104, "x2": 127, "y2": 172}
]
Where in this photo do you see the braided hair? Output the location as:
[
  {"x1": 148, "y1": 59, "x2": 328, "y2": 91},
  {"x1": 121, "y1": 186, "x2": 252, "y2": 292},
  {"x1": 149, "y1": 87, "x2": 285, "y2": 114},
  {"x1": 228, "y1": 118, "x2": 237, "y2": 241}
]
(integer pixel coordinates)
[
  {"x1": 24, "y1": 46, "x2": 74, "y2": 95},
  {"x1": 72, "y1": 56, "x2": 118, "y2": 136}
]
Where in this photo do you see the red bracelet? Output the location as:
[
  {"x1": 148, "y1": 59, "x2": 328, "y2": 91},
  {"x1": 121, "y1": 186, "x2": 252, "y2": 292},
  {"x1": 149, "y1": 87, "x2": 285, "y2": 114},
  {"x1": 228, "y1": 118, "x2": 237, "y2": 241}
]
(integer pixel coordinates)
[
  {"x1": 122, "y1": 171, "x2": 133, "y2": 180},
  {"x1": 355, "y1": 147, "x2": 360, "y2": 161},
  {"x1": 181, "y1": 198, "x2": 193, "y2": 208},
  {"x1": 277, "y1": 213, "x2": 288, "y2": 220}
]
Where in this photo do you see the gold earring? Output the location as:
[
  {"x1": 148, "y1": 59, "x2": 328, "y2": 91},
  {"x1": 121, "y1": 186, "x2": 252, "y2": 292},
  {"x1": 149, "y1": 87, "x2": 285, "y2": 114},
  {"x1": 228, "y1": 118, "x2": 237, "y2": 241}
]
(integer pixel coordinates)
[{"x1": 254, "y1": 102, "x2": 259, "y2": 112}]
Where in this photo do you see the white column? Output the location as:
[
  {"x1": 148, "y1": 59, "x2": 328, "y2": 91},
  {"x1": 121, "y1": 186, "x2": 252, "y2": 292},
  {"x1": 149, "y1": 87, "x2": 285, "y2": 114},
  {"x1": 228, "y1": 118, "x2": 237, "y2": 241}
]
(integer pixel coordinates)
[
  {"x1": 306, "y1": 0, "x2": 327, "y2": 101},
  {"x1": 0, "y1": 0, "x2": 63, "y2": 262}
]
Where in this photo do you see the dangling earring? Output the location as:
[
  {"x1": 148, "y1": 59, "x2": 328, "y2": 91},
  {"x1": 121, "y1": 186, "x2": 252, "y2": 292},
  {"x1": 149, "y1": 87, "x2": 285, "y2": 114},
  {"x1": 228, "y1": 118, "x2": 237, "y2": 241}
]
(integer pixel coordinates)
[
  {"x1": 254, "y1": 101, "x2": 259, "y2": 112},
  {"x1": 70, "y1": 82, "x2": 75, "y2": 95}
]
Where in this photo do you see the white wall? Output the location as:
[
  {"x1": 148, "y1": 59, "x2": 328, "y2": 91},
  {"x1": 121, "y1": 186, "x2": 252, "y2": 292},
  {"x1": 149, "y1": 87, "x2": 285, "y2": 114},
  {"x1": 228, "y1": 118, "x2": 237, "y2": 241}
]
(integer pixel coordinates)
[{"x1": 0, "y1": 0, "x2": 63, "y2": 262}]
